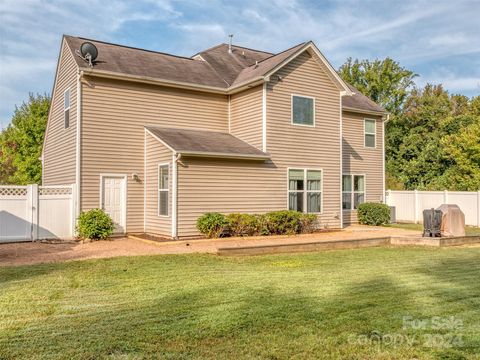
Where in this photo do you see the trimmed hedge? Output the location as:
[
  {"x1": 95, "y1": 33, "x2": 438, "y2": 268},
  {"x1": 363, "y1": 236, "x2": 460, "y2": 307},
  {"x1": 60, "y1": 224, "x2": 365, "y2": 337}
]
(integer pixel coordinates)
[
  {"x1": 76, "y1": 208, "x2": 114, "y2": 240},
  {"x1": 357, "y1": 202, "x2": 391, "y2": 226},
  {"x1": 196, "y1": 213, "x2": 229, "y2": 238},
  {"x1": 196, "y1": 210, "x2": 319, "y2": 238}
]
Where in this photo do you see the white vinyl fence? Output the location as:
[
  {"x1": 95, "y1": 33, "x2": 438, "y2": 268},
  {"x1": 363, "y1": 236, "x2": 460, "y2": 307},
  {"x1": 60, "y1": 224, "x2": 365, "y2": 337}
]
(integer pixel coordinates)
[
  {"x1": 385, "y1": 190, "x2": 480, "y2": 226},
  {"x1": 0, "y1": 184, "x2": 75, "y2": 243}
]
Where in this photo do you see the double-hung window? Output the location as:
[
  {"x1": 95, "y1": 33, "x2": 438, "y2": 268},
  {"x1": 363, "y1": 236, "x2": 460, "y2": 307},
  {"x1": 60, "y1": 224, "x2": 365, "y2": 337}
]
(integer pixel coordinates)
[
  {"x1": 292, "y1": 95, "x2": 315, "y2": 126},
  {"x1": 158, "y1": 164, "x2": 169, "y2": 216},
  {"x1": 364, "y1": 119, "x2": 376, "y2": 148},
  {"x1": 342, "y1": 175, "x2": 365, "y2": 210},
  {"x1": 64, "y1": 88, "x2": 70, "y2": 129},
  {"x1": 288, "y1": 169, "x2": 322, "y2": 213}
]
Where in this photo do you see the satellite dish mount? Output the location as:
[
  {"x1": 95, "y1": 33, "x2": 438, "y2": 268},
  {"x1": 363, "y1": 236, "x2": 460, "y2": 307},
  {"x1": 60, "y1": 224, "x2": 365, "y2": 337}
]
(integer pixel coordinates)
[{"x1": 75, "y1": 42, "x2": 98, "y2": 67}]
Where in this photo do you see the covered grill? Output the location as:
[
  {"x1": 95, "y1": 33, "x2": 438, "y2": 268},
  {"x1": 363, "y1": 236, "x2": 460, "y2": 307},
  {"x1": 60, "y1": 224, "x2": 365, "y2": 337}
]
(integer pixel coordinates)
[{"x1": 423, "y1": 204, "x2": 465, "y2": 237}]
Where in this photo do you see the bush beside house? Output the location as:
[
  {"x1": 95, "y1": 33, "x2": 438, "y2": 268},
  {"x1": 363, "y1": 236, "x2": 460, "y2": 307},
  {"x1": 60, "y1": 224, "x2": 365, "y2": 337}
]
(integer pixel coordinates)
[
  {"x1": 77, "y1": 209, "x2": 115, "y2": 240},
  {"x1": 357, "y1": 203, "x2": 391, "y2": 226},
  {"x1": 196, "y1": 211, "x2": 319, "y2": 238}
]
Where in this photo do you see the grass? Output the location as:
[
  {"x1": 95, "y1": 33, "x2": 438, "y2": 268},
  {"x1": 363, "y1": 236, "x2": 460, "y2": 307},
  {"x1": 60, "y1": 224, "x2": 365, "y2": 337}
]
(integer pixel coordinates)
[
  {"x1": 385, "y1": 222, "x2": 480, "y2": 236},
  {"x1": 1, "y1": 247, "x2": 480, "y2": 359}
]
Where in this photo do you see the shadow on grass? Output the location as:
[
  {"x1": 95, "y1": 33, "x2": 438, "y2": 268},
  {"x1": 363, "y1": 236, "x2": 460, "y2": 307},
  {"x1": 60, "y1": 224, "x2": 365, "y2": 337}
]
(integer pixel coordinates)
[
  {"x1": 2, "y1": 250, "x2": 479, "y2": 359},
  {"x1": 0, "y1": 275, "x2": 436, "y2": 359}
]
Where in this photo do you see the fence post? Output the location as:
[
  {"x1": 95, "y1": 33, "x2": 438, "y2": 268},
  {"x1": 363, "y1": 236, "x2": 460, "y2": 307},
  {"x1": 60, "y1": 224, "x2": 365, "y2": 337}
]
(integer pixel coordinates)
[
  {"x1": 385, "y1": 189, "x2": 391, "y2": 205},
  {"x1": 27, "y1": 184, "x2": 39, "y2": 241},
  {"x1": 414, "y1": 189, "x2": 419, "y2": 224},
  {"x1": 444, "y1": 190, "x2": 448, "y2": 204},
  {"x1": 477, "y1": 191, "x2": 480, "y2": 228},
  {"x1": 71, "y1": 183, "x2": 77, "y2": 238}
]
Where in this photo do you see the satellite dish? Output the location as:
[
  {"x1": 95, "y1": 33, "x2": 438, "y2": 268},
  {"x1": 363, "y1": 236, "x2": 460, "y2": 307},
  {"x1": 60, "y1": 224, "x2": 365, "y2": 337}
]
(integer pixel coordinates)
[{"x1": 75, "y1": 42, "x2": 98, "y2": 67}]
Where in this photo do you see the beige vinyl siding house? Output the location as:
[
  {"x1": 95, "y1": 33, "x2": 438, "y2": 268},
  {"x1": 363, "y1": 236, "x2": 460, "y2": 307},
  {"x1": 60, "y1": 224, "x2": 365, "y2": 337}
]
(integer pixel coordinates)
[
  {"x1": 266, "y1": 52, "x2": 343, "y2": 228},
  {"x1": 42, "y1": 40, "x2": 78, "y2": 186},
  {"x1": 42, "y1": 35, "x2": 387, "y2": 238},
  {"x1": 229, "y1": 85, "x2": 263, "y2": 150},
  {"x1": 80, "y1": 77, "x2": 228, "y2": 233},
  {"x1": 145, "y1": 132, "x2": 172, "y2": 235},
  {"x1": 342, "y1": 111, "x2": 384, "y2": 225}
]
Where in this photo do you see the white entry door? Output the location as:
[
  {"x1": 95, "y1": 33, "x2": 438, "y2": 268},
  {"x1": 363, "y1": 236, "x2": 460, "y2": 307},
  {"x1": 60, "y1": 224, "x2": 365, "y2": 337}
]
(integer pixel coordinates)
[{"x1": 101, "y1": 176, "x2": 126, "y2": 234}]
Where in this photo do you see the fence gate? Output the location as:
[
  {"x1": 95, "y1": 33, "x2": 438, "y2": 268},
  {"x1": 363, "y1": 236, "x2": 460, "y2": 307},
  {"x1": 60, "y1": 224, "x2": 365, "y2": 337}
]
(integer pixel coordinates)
[{"x1": 0, "y1": 184, "x2": 75, "y2": 243}]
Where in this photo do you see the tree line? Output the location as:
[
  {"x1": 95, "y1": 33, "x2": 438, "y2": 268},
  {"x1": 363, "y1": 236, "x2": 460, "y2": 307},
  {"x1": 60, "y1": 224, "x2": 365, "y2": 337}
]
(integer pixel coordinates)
[{"x1": 1, "y1": 59, "x2": 479, "y2": 190}]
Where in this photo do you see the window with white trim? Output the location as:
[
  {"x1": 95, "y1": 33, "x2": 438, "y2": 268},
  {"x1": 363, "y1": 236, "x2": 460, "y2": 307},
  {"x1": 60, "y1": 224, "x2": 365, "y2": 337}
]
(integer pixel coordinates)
[
  {"x1": 342, "y1": 175, "x2": 365, "y2": 210},
  {"x1": 158, "y1": 164, "x2": 169, "y2": 216},
  {"x1": 288, "y1": 169, "x2": 322, "y2": 213},
  {"x1": 364, "y1": 119, "x2": 376, "y2": 148},
  {"x1": 292, "y1": 95, "x2": 314, "y2": 126},
  {"x1": 64, "y1": 88, "x2": 70, "y2": 129}
]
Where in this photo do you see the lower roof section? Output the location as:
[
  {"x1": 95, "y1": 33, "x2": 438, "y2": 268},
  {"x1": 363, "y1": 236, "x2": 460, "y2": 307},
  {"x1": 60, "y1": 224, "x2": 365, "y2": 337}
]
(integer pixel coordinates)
[{"x1": 145, "y1": 126, "x2": 270, "y2": 160}]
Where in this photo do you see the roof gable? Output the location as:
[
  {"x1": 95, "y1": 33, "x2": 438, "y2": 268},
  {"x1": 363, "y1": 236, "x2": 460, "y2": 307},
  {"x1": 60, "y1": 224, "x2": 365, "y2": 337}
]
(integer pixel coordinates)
[{"x1": 195, "y1": 43, "x2": 272, "y2": 86}]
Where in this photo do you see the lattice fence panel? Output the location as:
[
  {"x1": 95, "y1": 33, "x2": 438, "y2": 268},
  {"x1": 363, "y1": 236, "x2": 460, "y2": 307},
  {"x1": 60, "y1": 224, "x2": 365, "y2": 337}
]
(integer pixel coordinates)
[
  {"x1": 39, "y1": 187, "x2": 72, "y2": 196},
  {"x1": 0, "y1": 187, "x2": 28, "y2": 196}
]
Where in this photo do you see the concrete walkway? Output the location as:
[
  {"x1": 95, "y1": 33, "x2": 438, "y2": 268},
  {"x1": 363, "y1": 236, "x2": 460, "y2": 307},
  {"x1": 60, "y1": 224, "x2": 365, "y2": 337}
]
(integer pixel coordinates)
[{"x1": 0, "y1": 226, "x2": 421, "y2": 266}]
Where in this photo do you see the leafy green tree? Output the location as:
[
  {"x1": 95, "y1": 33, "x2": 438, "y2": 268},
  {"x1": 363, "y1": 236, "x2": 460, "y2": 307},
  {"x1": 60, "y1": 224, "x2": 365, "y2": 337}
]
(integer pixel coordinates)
[
  {"x1": 386, "y1": 84, "x2": 480, "y2": 191},
  {"x1": 338, "y1": 57, "x2": 417, "y2": 115},
  {"x1": 0, "y1": 94, "x2": 50, "y2": 184},
  {"x1": 431, "y1": 121, "x2": 480, "y2": 191}
]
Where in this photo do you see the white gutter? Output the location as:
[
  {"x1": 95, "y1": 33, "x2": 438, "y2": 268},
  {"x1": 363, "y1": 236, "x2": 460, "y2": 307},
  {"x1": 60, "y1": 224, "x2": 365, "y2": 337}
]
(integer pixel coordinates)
[
  {"x1": 179, "y1": 151, "x2": 270, "y2": 161},
  {"x1": 342, "y1": 106, "x2": 387, "y2": 116},
  {"x1": 339, "y1": 93, "x2": 343, "y2": 229},
  {"x1": 262, "y1": 82, "x2": 267, "y2": 152},
  {"x1": 144, "y1": 130, "x2": 147, "y2": 233},
  {"x1": 81, "y1": 68, "x2": 227, "y2": 94}
]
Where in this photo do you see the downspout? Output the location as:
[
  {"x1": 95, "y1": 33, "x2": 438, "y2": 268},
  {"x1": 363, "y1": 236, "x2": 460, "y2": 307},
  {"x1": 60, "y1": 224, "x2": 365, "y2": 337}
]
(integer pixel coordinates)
[
  {"x1": 75, "y1": 70, "x2": 83, "y2": 232},
  {"x1": 172, "y1": 153, "x2": 180, "y2": 239},
  {"x1": 262, "y1": 82, "x2": 267, "y2": 152},
  {"x1": 144, "y1": 130, "x2": 147, "y2": 233}
]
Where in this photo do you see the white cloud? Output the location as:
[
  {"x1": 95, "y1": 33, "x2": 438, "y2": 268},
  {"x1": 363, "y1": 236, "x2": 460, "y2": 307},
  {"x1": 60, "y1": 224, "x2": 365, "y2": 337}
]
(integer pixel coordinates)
[{"x1": 1, "y1": 0, "x2": 480, "y2": 124}]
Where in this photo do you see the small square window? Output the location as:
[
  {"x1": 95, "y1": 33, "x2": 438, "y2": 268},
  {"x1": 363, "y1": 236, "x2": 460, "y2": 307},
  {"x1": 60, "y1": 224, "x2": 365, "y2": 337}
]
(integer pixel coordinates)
[{"x1": 292, "y1": 95, "x2": 314, "y2": 126}]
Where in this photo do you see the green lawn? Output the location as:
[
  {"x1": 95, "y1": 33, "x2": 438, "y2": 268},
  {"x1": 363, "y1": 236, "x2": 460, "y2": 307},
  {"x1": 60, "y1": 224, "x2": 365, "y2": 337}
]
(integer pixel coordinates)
[
  {"x1": 385, "y1": 222, "x2": 480, "y2": 236},
  {"x1": 1, "y1": 248, "x2": 480, "y2": 359}
]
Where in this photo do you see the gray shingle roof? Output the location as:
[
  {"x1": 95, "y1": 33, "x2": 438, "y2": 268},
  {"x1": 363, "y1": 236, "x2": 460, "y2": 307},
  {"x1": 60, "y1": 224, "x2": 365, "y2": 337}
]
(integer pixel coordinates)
[
  {"x1": 196, "y1": 43, "x2": 273, "y2": 86},
  {"x1": 65, "y1": 35, "x2": 385, "y2": 114},
  {"x1": 145, "y1": 126, "x2": 270, "y2": 160},
  {"x1": 65, "y1": 36, "x2": 228, "y2": 88},
  {"x1": 343, "y1": 84, "x2": 386, "y2": 114}
]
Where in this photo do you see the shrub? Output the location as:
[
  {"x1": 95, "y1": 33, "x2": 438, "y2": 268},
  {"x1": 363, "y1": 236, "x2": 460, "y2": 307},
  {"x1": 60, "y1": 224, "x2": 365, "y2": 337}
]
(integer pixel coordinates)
[
  {"x1": 76, "y1": 209, "x2": 114, "y2": 240},
  {"x1": 256, "y1": 214, "x2": 271, "y2": 236},
  {"x1": 300, "y1": 213, "x2": 319, "y2": 233},
  {"x1": 226, "y1": 213, "x2": 259, "y2": 236},
  {"x1": 197, "y1": 210, "x2": 321, "y2": 238},
  {"x1": 196, "y1": 212, "x2": 228, "y2": 238},
  {"x1": 264, "y1": 210, "x2": 303, "y2": 235},
  {"x1": 357, "y1": 202, "x2": 391, "y2": 226}
]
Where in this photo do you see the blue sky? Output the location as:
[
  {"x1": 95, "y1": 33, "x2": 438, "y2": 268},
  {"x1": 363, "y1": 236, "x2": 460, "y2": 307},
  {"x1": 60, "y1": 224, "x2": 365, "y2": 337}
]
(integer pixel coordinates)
[{"x1": 1, "y1": 0, "x2": 479, "y2": 129}]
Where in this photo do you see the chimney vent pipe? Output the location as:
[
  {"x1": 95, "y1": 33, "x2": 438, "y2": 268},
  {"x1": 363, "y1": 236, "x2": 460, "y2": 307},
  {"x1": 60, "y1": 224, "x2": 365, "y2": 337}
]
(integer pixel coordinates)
[{"x1": 228, "y1": 34, "x2": 233, "y2": 54}]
